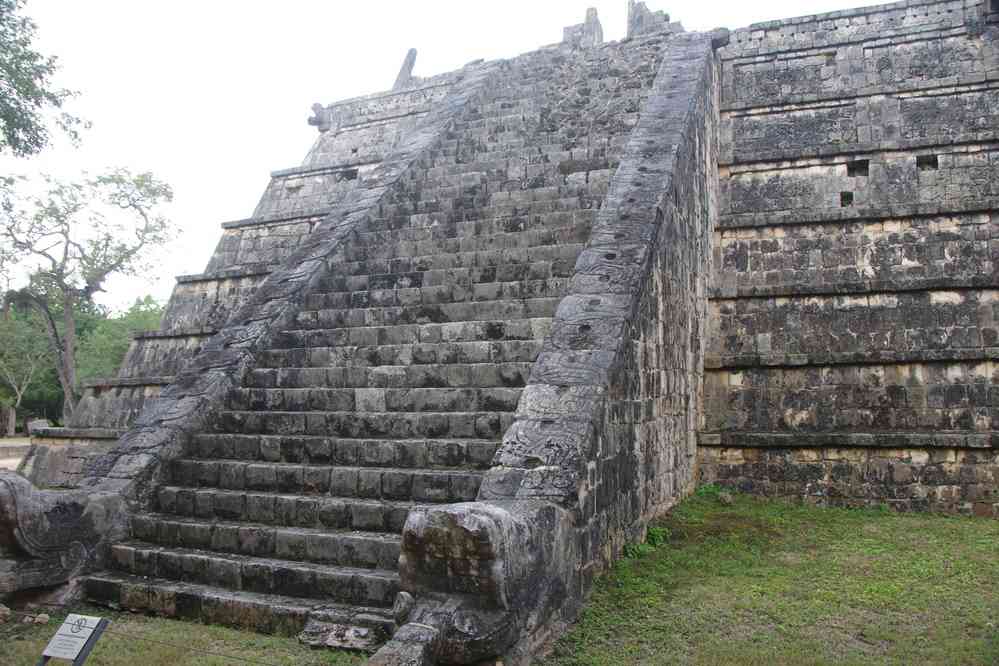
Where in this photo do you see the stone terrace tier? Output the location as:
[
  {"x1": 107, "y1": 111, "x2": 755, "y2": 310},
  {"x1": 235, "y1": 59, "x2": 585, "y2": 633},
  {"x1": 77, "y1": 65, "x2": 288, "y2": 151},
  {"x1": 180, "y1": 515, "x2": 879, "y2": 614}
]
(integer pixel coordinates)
[{"x1": 701, "y1": 0, "x2": 999, "y2": 515}]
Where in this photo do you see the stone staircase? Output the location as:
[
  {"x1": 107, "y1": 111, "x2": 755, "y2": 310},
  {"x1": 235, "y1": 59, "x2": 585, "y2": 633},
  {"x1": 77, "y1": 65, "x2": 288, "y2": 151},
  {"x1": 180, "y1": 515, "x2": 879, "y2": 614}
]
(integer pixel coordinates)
[{"x1": 82, "y1": 33, "x2": 670, "y2": 650}]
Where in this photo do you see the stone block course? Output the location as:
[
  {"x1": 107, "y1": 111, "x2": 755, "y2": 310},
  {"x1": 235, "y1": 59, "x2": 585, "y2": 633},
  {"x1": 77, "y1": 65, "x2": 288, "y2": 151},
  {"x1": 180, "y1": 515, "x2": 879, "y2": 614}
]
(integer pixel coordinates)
[
  {"x1": 707, "y1": 0, "x2": 999, "y2": 529},
  {"x1": 712, "y1": 212, "x2": 998, "y2": 298}
]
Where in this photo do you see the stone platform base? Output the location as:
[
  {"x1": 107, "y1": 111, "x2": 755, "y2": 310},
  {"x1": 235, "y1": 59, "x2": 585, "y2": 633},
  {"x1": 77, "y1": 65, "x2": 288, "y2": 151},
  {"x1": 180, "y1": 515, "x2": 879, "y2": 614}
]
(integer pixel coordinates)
[
  {"x1": 23, "y1": 429, "x2": 122, "y2": 488},
  {"x1": 697, "y1": 438, "x2": 999, "y2": 517}
]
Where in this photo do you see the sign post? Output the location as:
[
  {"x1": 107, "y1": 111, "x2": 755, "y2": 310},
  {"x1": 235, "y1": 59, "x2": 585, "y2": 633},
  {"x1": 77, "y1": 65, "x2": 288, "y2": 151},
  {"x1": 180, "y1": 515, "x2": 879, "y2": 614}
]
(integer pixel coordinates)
[{"x1": 37, "y1": 614, "x2": 109, "y2": 665}]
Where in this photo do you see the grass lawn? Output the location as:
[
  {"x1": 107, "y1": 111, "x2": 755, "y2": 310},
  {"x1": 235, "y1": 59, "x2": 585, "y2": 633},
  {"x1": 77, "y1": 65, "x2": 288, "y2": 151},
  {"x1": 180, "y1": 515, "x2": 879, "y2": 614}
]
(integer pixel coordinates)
[
  {"x1": 0, "y1": 605, "x2": 364, "y2": 665},
  {"x1": 550, "y1": 486, "x2": 999, "y2": 665}
]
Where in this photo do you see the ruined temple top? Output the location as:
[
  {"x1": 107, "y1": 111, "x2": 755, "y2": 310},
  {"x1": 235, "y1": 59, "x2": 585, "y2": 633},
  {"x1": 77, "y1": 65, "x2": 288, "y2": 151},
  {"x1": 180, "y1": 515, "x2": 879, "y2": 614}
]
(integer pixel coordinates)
[{"x1": 305, "y1": 2, "x2": 695, "y2": 134}]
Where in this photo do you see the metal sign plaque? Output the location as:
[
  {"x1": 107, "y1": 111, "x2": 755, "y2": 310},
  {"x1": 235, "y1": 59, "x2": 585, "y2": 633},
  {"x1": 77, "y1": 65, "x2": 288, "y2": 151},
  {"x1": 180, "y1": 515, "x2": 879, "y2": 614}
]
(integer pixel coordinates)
[{"x1": 39, "y1": 614, "x2": 109, "y2": 665}]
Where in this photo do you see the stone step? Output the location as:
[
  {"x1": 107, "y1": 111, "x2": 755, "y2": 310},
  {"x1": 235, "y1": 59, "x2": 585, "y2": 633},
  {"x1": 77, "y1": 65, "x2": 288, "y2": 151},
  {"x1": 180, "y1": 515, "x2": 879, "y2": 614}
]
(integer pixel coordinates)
[
  {"x1": 106, "y1": 541, "x2": 399, "y2": 607},
  {"x1": 186, "y1": 434, "x2": 499, "y2": 469},
  {"x1": 227, "y1": 387, "x2": 522, "y2": 413},
  {"x1": 426, "y1": 146, "x2": 590, "y2": 171},
  {"x1": 477, "y1": 193, "x2": 607, "y2": 216},
  {"x1": 84, "y1": 573, "x2": 308, "y2": 635},
  {"x1": 334, "y1": 223, "x2": 590, "y2": 263},
  {"x1": 459, "y1": 103, "x2": 538, "y2": 118},
  {"x1": 261, "y1": 339, "x2": 544, "y2": 367},
  {"x1": 488, "y1": 182, "x2": 611, "y2": 204},
  {"x1": 421, "y1": 154, "x2": 585, "y2": 183},
  {"x1": 410, "y1": 170, "x2": 492, "y2": 190},
  {"x1": 272, "y1": 318, "x2": 551, "y2": 349},
  {"x1": 245, "y1": 362, "x2": 534, "y2": 390},
  {"x1": 454, "y1": 109, "x2": 538, "y2": 128},
  {"x1": 317, "y1": 261, "x2": 572, "y2": 293},
  {"x1": 357, "y1": 208, "x2": 593, "y2": 237},
  {"x1": 306, "y1": 278, "x2": 570, "y2": 309},
  {"x1": 420, "y1": 158, "x2": 510, "y2": 182},
  {"x1": 342, "y1": 224, "x2": 590, "y2": 265},
  {"x1": 130, "y1": 513, "x2": 401, "y2": 570},
  {"x1": 432, "y1": 140, "x2": 592, "y2": 163},
  {"x1": 84, "y1": 572, "x2": 396, "y2": 649},
  {"x1": 378, "y1": 196, "x2": 601, "y2": 223},
  {"x1": 357, "y1": 208, "x2": 595, "y2": 240},
  {"x1": 155, "y1": 486, "x2": 427, "y2": 533},
  {"x1": 215, "y1": 409, "x2": 515, "y2": 440},
  {"x1": 332, "y1": 243, "x2": 584, "y2": 277},
  {"x1": 168, "y1": 459, "x2": 483, "y2": 502},
  {"x1": 292, "y1": 297, "x2": 560, "y2": 329},
  {"x1": 434, "y1": 135, "x2": 529, "y2": 154}
]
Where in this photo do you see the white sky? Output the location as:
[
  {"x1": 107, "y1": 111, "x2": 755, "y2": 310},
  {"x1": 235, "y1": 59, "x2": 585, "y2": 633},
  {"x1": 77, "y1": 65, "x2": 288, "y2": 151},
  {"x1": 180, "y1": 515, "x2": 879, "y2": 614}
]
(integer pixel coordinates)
[{"x1": 3, "y1": 0, "x2": 864, "y2": 312}]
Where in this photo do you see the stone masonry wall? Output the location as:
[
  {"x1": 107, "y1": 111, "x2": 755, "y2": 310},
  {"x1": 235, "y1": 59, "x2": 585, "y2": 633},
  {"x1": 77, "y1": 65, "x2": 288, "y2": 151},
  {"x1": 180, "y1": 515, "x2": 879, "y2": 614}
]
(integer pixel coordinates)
[{"x1": 700, "y1": 0, "x2": 999, "y2": 516}]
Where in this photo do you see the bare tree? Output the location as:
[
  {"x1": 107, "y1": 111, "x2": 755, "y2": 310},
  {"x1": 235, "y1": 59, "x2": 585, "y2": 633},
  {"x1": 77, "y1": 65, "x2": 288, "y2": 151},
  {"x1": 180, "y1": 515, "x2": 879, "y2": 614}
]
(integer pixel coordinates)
[{"x1": 0, "y1": 169, "x2": 175, "y2": 418}]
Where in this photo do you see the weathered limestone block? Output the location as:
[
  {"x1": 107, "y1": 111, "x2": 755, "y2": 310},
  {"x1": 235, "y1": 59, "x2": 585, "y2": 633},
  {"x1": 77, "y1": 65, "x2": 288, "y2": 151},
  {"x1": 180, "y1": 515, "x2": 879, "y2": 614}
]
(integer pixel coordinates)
[
  {"x1": 303, "y1": 80, "x2": 453, "y2": 169},
  {"x1": 252, "y1": 165, "x2": 371, "y2": 220},
  {"x1": 119, "y1": 330, "x2": 213, "y2": 377},
  {"x1": 712, "y1": 213, "x2": 998, "y2": 298},
  {"x1": 71, "y1": 381, "x2": 169, "y2": 430},
  {"x1": 723, "y1": 87, "x2": 999, "y2": 164},
  {"x1": 389, "y1": 500, "x2": 575, "y2": 664},
  {"x1": 20, "y1": 432, "x2": 120, "y2": 488},
  {"x1": 627, "y1": 0, "x2": 670, "y2": 39},
  {"x1": 707, "y1": 290, "x2": 999, "y2": 365},
  {"x1": 308, "y1": 103, "x2": 336, "y2": 133},
  {"x1": 704, "y1": 361, "x2": 999, "y2": 434},
  {"x1": 0, "y1": 471, "x2": 122, "y2": 592},
  {"x1": 721, "y1": 147, "x2": 999, "y2": 227},
  {"x1": 720, "y1": 1, "x2": 990, "y2": 87},
  {"x1": 563, "y1": 8, "x2": 603, "y2": 50},
  {"x1": 698, "y1": 442, "x2": 999, "y2": 516},
  {"x1": 393, "y1": 48, "x2": 418, "y2": 91},
  {"x1": 206, "y1": 220, "x2": 319, "y2": 273}
]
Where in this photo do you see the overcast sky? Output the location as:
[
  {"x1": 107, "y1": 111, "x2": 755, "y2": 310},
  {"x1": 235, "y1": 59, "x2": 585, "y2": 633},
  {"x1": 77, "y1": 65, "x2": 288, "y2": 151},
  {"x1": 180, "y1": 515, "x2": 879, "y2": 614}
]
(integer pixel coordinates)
[{"x1": 4, "y1": 0, "x2": 864, "y2": 311}]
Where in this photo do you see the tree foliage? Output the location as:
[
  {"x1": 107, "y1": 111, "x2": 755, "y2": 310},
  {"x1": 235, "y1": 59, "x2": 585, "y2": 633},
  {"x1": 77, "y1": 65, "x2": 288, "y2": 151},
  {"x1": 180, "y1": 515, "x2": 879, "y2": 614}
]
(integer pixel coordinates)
[
  {"x1": 0, "y1": 304, "x2": 52, "y2": 433},
  {"x1": 76, "y1": 296, "x2": 162, "y2": 382},
  {"x1": 0, "y1": 305, "x2": 51, "y2": 406},
  {"x1": 0, "y1": 297, "x2": 162, "y2": 430},
  {"x1": 0, "y1": 0, "x2": 84, "y2": 156},
  {"x1": 1, "y1": 169, "x2": 175, "y2": 418}
]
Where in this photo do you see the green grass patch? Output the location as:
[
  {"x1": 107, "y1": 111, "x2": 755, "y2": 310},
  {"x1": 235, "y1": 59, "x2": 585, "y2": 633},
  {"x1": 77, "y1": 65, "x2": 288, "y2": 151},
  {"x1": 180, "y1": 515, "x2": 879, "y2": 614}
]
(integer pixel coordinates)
[
  {"x1": 550, "y1": 490, "x2": 999, "y2": 665},
  {"x1": 0, "y1": 605, "x2": 364, "y2": 665}
]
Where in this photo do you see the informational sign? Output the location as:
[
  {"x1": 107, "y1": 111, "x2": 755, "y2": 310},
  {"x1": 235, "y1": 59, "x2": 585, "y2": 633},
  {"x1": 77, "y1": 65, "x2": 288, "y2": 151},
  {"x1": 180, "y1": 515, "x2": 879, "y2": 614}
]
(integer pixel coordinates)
[{"x1": 39, "y1": 614, "x2": 109, "y2": 665}]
